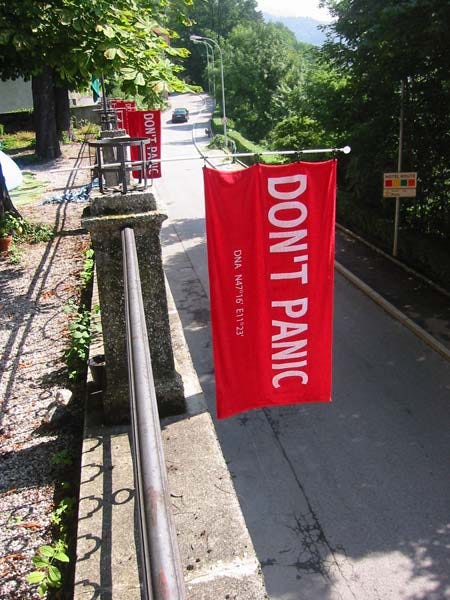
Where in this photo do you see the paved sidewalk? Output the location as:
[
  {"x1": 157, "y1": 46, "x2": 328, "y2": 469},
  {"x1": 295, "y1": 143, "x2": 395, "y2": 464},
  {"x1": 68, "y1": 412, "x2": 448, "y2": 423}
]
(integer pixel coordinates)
[{"x1": 73, "y1": 283, "x2": 268, "y2": 599}]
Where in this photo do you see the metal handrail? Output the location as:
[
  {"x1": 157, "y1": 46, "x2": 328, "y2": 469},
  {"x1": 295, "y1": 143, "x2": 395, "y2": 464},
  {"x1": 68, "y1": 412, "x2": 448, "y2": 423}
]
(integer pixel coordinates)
[{"x1": 122, "y1": 227, "x2": 186, "y2": 600}]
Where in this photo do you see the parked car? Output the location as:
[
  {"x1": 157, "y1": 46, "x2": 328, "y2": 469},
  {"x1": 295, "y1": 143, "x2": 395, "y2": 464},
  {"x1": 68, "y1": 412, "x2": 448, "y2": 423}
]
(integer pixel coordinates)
[{"x1": 171, "y1": 107, "x2": 189, "y2": 123}]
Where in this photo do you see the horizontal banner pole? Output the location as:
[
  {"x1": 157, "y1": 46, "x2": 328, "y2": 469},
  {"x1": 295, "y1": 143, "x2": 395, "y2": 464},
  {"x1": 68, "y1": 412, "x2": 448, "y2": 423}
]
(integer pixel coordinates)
[
  {"x1": 45, "y1": 146, "x2": 351, "y2": 174},
  {"x1": 149, "y1": 145, "x2": 351, "y2": 164},
  {"x1": 226, "y1": 146, "x2": 351, "y2": 158}
]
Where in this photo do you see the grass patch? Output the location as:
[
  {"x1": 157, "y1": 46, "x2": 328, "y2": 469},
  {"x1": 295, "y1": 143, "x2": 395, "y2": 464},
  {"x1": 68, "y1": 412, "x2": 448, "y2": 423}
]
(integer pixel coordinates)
[
  {"x1": 72, "y1": 122, "x2": 100, "y2": 142},
  {"x1": 1, "y1": 129, "x2": 40, "y2": 166},
  {"x1": 1, "y1": 129, "x2": 51, "y2": 204},
  {"x1": 210, "y1": 118, "x2": 283, "y2": 165},
  {"x1": 10, "y1": 172, "x2": 49, "y2": 206},
  {"x1": 1, "y1": 130, "x2": 35, "y2": 153}
]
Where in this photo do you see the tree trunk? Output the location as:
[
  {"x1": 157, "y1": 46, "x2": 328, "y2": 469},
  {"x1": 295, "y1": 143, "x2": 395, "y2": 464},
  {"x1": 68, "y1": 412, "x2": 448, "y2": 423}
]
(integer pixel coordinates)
[
  {"x1": 32, "y1": 67, "x2": 61, "y2": 159},
  {"x1": 0, "y1": 163, "x2": 21, "y2": 219},
  {"x1": 55, "y1": 84, "x2": 73, "y2": 141}
]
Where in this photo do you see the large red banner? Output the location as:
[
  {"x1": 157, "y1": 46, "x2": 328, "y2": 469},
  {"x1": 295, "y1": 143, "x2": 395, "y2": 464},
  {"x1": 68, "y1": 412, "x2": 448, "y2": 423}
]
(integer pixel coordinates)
[
  {"x1": 204, "y1": 161, "x2": 337, "y2": 419},
  {"x1": 127, "y1": 110, "x2": 162, "y2": 179}
]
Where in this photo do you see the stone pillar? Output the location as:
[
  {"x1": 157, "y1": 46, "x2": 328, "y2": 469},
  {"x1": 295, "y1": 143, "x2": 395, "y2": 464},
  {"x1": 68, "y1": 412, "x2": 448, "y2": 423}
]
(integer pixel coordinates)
[{"x1": 82, "y1": 190, "x2": 185, "y2": 424}]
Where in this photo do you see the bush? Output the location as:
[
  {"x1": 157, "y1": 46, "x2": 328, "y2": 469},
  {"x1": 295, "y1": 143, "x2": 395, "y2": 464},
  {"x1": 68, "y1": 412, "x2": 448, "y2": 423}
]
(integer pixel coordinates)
[
  {"x1": 1, "y1": 130, "x2": 35, "y2": 152},
  {"x1": 0, "y1": 110, "x2": 34, "y2": 133},
  {"x1": 210, "y1": 118, "x2": 281, "y2": 165}
]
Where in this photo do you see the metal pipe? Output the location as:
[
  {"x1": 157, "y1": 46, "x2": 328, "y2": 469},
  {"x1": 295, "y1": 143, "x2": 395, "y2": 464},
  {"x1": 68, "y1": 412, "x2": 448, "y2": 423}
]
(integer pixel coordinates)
[
  {"x1": 393, "y1": 80, "x2": 405, "y2": 257},
  {"x1": 122, "y1": 228, "x2": 186, "y2": 600},
  {"x1": 205, "y1": 42, "x2": 216, "y2": 98},
  {"x1": 195, "y1": 40, "x2": 216, "y2": 99},
  {"x1": 204, "y1": 43, "x2": 211, "y2": 95}
]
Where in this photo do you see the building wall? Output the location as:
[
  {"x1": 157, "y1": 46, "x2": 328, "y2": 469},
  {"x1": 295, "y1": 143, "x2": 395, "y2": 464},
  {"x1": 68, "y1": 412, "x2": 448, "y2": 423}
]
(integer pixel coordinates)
[{"x1": 0, "y1": 78, "x2": 33, "y2": 114}]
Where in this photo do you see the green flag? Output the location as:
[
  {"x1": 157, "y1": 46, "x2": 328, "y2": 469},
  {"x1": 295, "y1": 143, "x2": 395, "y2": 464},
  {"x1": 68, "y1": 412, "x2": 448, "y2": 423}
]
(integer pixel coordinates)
[{"x1": 91, "y1": 77, "x2": 101, "y2": 102}]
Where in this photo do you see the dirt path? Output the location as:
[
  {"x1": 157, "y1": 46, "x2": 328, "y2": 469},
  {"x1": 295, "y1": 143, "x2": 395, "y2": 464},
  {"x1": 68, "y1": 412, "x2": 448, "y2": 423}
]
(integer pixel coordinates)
[{"x1": 0, "y1": 143, "x2": 91, "y2": 599}]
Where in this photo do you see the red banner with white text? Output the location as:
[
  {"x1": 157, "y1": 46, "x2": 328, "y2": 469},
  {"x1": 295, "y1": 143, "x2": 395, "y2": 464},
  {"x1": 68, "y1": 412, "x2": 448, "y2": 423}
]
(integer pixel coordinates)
[
  {"x1": 127, "y1": 110, "x2": 162, "y2": 179},
  {"x1": 204, "y1": 161, "x2": 337, "y2": 419},
  {"x1": 110, "y1": 99, "x2": 136, "y2": 133}
]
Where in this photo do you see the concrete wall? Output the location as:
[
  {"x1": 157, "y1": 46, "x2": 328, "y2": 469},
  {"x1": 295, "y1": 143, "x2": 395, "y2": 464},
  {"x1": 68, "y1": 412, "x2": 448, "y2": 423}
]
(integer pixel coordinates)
[
  {"x1": 0, "y1": 78, "x2": 33, "y2": 114},
  {"x1": 71, "y1": 104, "x2": 100, "y2": 127},
  {"x1": 0, "y1": 79, "x2": 98, "y2": 124}
]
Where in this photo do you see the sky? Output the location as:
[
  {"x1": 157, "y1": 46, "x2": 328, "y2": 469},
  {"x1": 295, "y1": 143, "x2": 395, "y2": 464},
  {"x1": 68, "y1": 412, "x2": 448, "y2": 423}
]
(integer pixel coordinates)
[{"x1": 256, "y1": 0, "x2": 332, "y2": 21}]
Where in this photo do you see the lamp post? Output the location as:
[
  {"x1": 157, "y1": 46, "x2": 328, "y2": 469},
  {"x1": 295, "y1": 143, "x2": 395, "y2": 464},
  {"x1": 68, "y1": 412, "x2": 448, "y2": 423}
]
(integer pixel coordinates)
[
  {"x1": 194, "y1": 39, "x2": 215, "y2": 97},
  {"x1": 393, "y1": 79, "x2": 405, "y2": 257},
  {"x1": 203, "y1": 42, "x2": 211, "y2": 95},
  {"x1": 190, "y1": 34, "x2": 227, "y2": 150},
  {"x1": 203, "y1": 41, "x2": 216, "y2": 98}
]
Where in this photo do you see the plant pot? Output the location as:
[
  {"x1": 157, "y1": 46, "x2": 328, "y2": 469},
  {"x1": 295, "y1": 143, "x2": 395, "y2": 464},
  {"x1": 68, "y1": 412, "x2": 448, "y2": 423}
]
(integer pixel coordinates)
[
  {"x1": 0, "y1": 235, "x2": 12, "y2": 253},
  {"x1": 87, "y1": 354, "x2": 106, "y2": 388}
]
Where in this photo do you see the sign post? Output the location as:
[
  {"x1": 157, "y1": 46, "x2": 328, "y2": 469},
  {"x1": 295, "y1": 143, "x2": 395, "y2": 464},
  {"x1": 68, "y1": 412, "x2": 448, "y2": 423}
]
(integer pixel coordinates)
[
  {"x1": 383, "y1": 170, "x2": 417, "y2": 256},
  {"x1": 392, "y1": 80, "x2": 404, "y2": 257}
]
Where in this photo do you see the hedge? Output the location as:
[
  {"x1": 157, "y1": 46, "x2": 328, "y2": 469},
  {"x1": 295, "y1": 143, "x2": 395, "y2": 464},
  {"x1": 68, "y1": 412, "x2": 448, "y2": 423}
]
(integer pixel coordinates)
[
  {"x1": 211, "y1": 117, "x2": 281, "y2": 165},
  {"x1": 0, "y1": 110, "x2": 34, "y2": 133}
]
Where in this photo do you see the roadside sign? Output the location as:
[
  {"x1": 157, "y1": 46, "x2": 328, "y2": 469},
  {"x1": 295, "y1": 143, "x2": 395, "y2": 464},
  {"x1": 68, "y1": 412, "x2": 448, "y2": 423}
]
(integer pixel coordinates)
[
  {"x1": 127, "y1": 110, "x2": 162, "y2": 179},
  {"x1": 383, "y1": 172, "x2": 417, "y2": 197}
]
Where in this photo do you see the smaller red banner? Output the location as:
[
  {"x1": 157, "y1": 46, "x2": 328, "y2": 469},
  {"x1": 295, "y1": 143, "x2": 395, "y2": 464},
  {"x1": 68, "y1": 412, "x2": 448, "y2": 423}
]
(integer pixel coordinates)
[
  {"x1": 110, "y1": 99, "x2": 137, "y2": 133},
  {"x1": 127, "y1": 110, "x2": 162, "y2": 179}
]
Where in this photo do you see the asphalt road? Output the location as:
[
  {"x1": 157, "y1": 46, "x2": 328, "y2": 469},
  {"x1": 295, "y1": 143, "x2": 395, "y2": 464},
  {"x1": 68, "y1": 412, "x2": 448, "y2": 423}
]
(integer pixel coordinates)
[{"x1": 156, "y1": 93, "x2": 450, "y2": 600}]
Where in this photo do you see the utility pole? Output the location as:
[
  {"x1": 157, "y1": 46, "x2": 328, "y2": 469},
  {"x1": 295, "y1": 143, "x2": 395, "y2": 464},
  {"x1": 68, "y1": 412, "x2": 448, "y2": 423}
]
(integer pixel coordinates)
[
  {"x1": 190, "y1": 35, "x2": 227, "y2": 150},
  {"x1": 393, "y1": 80, "x2": 405, "y2": 257}
]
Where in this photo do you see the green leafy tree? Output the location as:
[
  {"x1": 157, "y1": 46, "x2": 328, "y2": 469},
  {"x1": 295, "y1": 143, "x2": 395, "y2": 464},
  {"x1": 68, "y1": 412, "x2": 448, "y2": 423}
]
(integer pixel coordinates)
[
  {"x1": 264, "y1": 42, "x2": 341, "y2": 151},
  {"x1": 0, "y1": 0, "x2": 191, "y2": 158},
  {"x1": 268, "y1": 115, "x2": 329, "y2": 152},
  {"x1": 184, "y1": 0, "x2": 261, "y2": 40},
  {"x1": 168, "y1": 0, "x2": 263, "y2": 87},
  {"x1": 322, "y1": 0, "x2": 450, "y2": 240},
  {"x1": 222, "y1": 21, "x2": 299, "y2": 141}
]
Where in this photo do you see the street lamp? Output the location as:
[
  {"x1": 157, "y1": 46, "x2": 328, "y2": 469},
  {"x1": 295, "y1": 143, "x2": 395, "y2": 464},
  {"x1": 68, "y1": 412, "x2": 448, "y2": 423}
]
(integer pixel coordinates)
[
  {"x1": 193, "y1": 39, "x2": 216, "y2": 98},
  {"x1": 203, "y1": 41, "x2": 216, "y2": 98},
  {"x1": 203, "y1": 42, "x2": 212, "y2": 95},
  {"x1": 190, "y1": 34, "x2": 227, "y2": 150}
]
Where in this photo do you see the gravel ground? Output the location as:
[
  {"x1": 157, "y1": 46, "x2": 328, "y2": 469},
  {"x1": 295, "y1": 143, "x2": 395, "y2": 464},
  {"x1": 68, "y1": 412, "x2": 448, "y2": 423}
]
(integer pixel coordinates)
[{"x1": 0, "y1": 144, "x2": 91, "y2": 599}]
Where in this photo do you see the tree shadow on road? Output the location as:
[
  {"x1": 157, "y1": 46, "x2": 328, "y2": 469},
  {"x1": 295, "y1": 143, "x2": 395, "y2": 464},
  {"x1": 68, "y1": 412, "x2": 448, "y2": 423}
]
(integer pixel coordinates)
[{"x1": 162, "y1": 214, "x2": 450, "y2": 600}]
